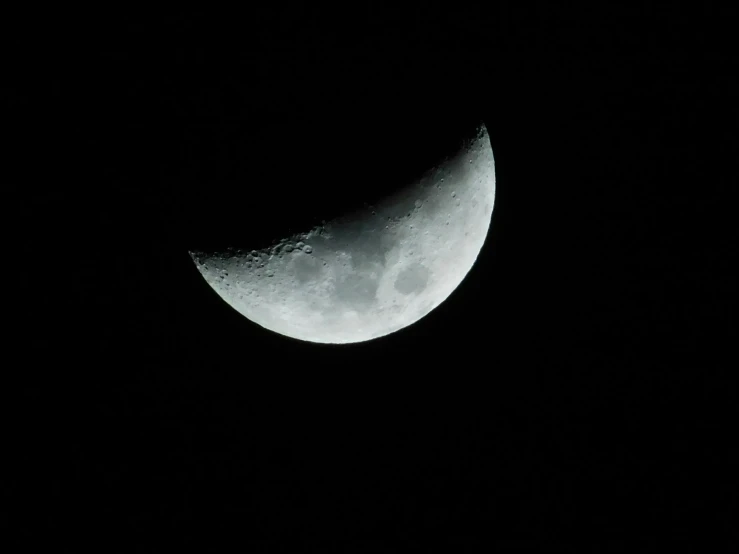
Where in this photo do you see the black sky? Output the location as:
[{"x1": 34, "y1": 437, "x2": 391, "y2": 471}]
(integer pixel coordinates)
[{"x1": 7, "y1": 4, "x2": 737, "y2": 551}]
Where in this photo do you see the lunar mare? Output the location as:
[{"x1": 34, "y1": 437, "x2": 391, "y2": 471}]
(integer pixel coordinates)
[{"x1": 190, "y1": 123, "x2": 496, "y2": 343}]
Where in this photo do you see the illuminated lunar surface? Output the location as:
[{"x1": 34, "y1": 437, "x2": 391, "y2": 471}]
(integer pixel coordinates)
[{"x1": 190, "y1": 123, "x2": 496, "y2": 344}]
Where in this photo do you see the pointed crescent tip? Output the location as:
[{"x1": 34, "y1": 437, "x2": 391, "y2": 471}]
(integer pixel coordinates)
[
  {"x1": 477, "y1": 120, "x2": 489, "y2": 137},
  {"x1": 459, "y1": 119, "x2": 489, "y2": 151}
]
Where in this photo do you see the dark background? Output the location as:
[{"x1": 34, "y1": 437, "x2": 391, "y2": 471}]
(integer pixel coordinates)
[{"x1": 7, "y1": 3, "x2": 737, "y2": 551}]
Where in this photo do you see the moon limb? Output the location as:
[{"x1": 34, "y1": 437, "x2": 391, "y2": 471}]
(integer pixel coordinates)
[{"x1": 190, "y1": 123, "x2": 496, "y2": 344}]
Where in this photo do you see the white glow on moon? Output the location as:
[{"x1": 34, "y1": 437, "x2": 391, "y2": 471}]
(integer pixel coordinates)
[{"x1": 190, "y1": 123, "x2": 496, "y2": 343}]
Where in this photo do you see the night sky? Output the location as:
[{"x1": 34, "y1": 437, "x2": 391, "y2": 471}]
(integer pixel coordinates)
[{"x1": 8, "y1": 4, "x2": 737, "y2": 551}]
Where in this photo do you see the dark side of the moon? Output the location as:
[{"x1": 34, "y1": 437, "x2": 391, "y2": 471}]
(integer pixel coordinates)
[{"x1": 173, "y1": 74, "x2": 486, "y2": 255}]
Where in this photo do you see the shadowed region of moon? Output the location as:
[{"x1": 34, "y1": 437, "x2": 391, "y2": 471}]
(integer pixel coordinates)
[{"x1": 190, "y1": 121, "x2": 496, "y2": 344}]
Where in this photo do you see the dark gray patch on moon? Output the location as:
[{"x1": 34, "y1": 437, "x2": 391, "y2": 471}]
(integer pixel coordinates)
[
  {"x1": 352, "y1": 230, "x2": 396, "y2": 271},
  {"x1": 394, "y1": 262, "x2": 430, "y2": 295},
  {"x1": 291, "y1": 252, "x2": 323, "y2": 283},
  {"x1": 334, "y1": 273, "x2": 379, "y2": 310},
  {"x1": 329, "y1": 217, "x2": 397, "y2": 270}
]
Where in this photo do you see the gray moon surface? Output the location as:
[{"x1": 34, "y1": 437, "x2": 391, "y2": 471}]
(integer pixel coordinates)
[{"x1": 190, "y1": 123, "x2": 496, "y2": 344}]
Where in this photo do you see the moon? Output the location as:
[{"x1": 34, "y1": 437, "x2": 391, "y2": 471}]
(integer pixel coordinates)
[{"x1": 190, "y1": 122, "x2": 496, "y2": 344}]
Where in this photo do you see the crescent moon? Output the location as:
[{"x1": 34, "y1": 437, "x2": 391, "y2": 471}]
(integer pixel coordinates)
[{"x1": 190, "y1": 122, "x2": 496, "y2": 344}]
